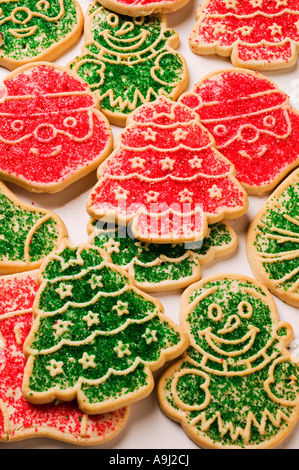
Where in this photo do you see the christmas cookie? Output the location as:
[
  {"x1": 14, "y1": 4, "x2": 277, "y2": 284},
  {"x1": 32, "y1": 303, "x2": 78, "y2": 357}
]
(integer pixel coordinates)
[
  {"x1": 179, "y1": 69, "x2": 299, "y2": 194},
  {"x1": 87, "y1": 96, "x2": 248, "y2": 244},
  {"x1": 247, "y1": 168, "x2": 299, "y2": 308},
  {"x1": 98, "y1": 0, "x2": 190, "y2": 17},
  {"x1": 158, "y1": 274, "x2": 299, "y2": 449},
  {"x1": 0, "y1": 271, "x2": 129, "y2": 445},
  {"x1": 69, "y1": 3, "x2": 188, "y2": 126},
  {"x1": 0, "y1": 181, "x2": 67, "y2": 274},
  {"x1": 0, "y1": 62, "x2": 113, "y2": 193},
  {"x1": 189, "y1": 0, "x2": 299, "y2": 71},
  {"x1": 0, "y1": 1, "x2": 83, "y2": 71},
  {"x1": 87, "y1": 218, "x2": 238, "y2": 292},
  {"x1": 22, "y1": 240, "x2": 188, "y2": 414}
]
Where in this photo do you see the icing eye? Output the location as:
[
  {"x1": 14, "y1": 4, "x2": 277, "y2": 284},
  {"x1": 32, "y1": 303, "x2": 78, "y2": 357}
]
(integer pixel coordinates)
[
  {"x1": 263, "y1": 115, "x2": 276, "y2": 128},
  {"x1": 107, "y1": 14, "x2": 119, "y2": 27},
  {"x1": 37, "y1": 1, "x2": 50, "y2": 10},
  {"x1": 213, "y1": 124, "x2": 227, "y2": 136},
  {"x1": 134, "y1": 17, "x2": 145, "y2": 26},
  {"x1": 11, "y1": 120, "x2": 24, "y2": 132},
  {"x1": 238, "y1": 301, "x2": 253, "y2": 319},
  {"x1": 207, "y1": 304, "x2": 223, "y2": 322},
  {"x1": 63, "y1": 117, "x2": 77, "y2": 128}
]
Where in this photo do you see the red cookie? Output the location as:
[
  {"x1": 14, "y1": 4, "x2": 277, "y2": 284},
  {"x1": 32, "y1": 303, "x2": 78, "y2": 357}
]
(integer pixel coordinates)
[
  {"x1": 98, "y1": 0, "x2": 190, "y2": 16},
  {"x1": 87, "y1": 96, "x2": 248, "y2": 243},
  {"x1": 0, "y1": 271, "x2": 129, "y2": 445},
  {"x1": 180, "y1": 69, "x2": 299, "y2": 194},
  {"x1": 0, "y1": 62, "x2": 113, "y2": 193}
]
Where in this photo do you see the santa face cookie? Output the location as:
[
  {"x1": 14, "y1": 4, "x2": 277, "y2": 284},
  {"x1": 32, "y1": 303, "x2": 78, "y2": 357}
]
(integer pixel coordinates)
[
  {"x1": 0, "y1": 1, "x2": 83, "y2": 71},
  {"x1": 69, "y1": 3, "x2": 188, "y2": 126},
  {"x1": 87, "y1": 96, "x2": 248, "y2": 244},
  {"x1": 180, "y1": 69, "x2": 299, "y2": 194},
  {"x1": 0, "y1": 271, "x2": 129, "y2": 445},
  {"x1": 0, "y1": 181, "x2": 67, "y2": 274},
  {"x1": 189, "y1": 0, "x2": 299, "y2": 71},
  {"x1": 88, "y1": 218, "x2": 238, "y2": 292},
  {"x1": 0, "y1": 62, "x2": 113, "y2": 193},
  {"x1": 158, "y1": 274, "x2": 299, "y2": 449},
  {"x1": 247, "y1": 168, "x2": 299, "y2": 308},
  {"x1": 98, "y1": 0, "x2": 190, "y2": 17},
  {"x1": 22, "y1": 241, "x2": 188, "y2": 414}
]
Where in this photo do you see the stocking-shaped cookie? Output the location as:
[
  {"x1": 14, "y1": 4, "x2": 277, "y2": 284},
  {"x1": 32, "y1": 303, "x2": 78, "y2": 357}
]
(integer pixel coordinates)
[
  {"x1": 22, "y1": 241, "x2": 188, "y2": 414},
  {"x1": 0, "y1": 1, "x2": 83, "y2": 71},
  {"x1": 0, "y1": 181, "x2": 67, "y2": 274},
  {"x1": 0, "y1": 63, "x2": 113, "y2": 193},
  {"x1": 158, "y1": 274, "x2": 299, "y2": 449},
  {"x1": 180, "y1": 69, "x2": 299, "y2": 194},
  {"x1": 247, "y1": 168, "x2": 299, "y2": 307},
  {"x1": 0, "y1": 271, "x2": 129, "y2": 445},
  {"x1": 190, "y1": 0, "x2": 299, "y2": 70},
  {"x1": 69, "y1": 3, "x2": 188, "y2": 126},
  {"x1": 88, "y1": 218, "x2": 238, "y2": 291},
  {"x1": 98, "y1": 0, "x2": 190, "y2": 16},
  {"x1": 87, "y1": 96, "x2": 248, "y2": 244}
]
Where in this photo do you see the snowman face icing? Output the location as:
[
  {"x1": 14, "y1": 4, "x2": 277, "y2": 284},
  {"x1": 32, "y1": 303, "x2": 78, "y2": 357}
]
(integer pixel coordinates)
[
  {"x1": 0, "y1": 1, "x2": 77, "y2": 61},
  {"x1": 90, "y1": 7, "x2": 163, "y2": 57},
  {"x1": 187, "y1": 279, "x2": 281, "y2": 373}
]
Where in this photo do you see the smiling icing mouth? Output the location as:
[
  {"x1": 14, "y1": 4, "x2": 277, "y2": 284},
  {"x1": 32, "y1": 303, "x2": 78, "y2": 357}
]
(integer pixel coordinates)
[
  {"x1": 102, "y1": 30, "x2": 150, "y2": 52},
  {"x1": 199, "y1": 325, "x2": 260, "y2": 357},
  {"x1": 8, "y1": 26, "x2": 39, "y2": 38}
]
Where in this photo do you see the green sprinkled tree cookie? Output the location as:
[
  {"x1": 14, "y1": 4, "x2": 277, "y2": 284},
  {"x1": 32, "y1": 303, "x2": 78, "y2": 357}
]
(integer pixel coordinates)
[
  {"x1": 0, "y1": 181, "x2": 67, "y2": 274},
  {"x1": 22, "y1": 240, "x2": 188, "y2": 414},
  {"x1": 247, "y1": 169, "x2": 299, "y2": 308},
  {"x1": 69, "y1": 2, "x2": 188, "y2": 126},
  {"x1": 0, "y1": 1, "x2": 83, "y2": 71},
  {"x1": 87, "y1": 218, "x2": 238, "y2": 292},
  {"x1": 158, "y1": 274, "x2": 299, "y2": 449}
]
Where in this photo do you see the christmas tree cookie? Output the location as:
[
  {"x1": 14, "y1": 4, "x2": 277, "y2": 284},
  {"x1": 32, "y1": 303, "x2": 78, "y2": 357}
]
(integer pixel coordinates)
[
  {"x1": 158, "y1": 274, "x2": 299, "y2": 449},
  {"x1": 87, "y1": 96, "x2": 248, "y2": 244},
  {"x1": 87, "y1": 218, "x2": 238, "y2": 291},
  {"x1": 0, "y1": 62, "x2": 113, "y2": 193},
  {"x1": 0, "y1": 271, "x2": 129, "y2": 445},
  {"x1": 0, "y1": 181, "x2": 67, "y2": 274},
  {"x1": 247, "y1": 168, "x2": 299, "y2": 308},
  {"x1": 98, "y1": 0, "x2": 190, "y2": 17},
  {"x1": 0, "y1": 1, "x2": 83, "y2": 71},
  {"x1": 69, "y1": 3, "x2": 188, "y2": 126},
  {"x1": 179, "y1": 69, "x2": 299, "y2": 194},
  {"x1": 22, "y1": 241, "x2": 188, "y2": 414},
  {"x1": 189, "y1": 0, "x2": 299, "y2": 70}
]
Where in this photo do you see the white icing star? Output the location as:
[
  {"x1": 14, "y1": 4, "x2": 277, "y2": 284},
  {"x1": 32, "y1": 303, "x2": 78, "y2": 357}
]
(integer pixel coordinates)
[
  {"x1": 114, "y1": 340, "x2": 131, "y2": 358},
  {"x1": 208, "y1": 185, "x2": 223, "y2": 199},
  {"x1": 189, "y1": 156, "x2": 203, "y2": 169},
  {"x1": 130, "y1": 157, "x2": 146, "y2": 169},
  {"x1": 223, "y1": 0, "x2": 238, "y2": 8},
  {"x1": 179, "y1": 188, "x2": 194, "y2": 203},
  {"x1": 250, "y1": 0, "x2": 262, "y2": 6},
  {"x1": 213, "y1": 23, "x2": 227, "y2": 35},
  {"x1": 141, "y1": 129, "x2": 157, "y2": 142},
  {"x1": 161, "y1": 156, "x2": 175, "y2": 171},
  {"x1": 55, "y1": 283, "x2": 73, "y2": 300},
  {"x1": 103, "y1": 238, "x2": 120, "y2": 254},
  {"x1": 275, "y1": 0, "x2": 288, "y2": 6},
  {"x1": 174, "y1": 128, "x2": 188, "y2": 141},
  {"x1": 112, "y1": 300, "x2": 129, "y2": 316},
  {"x1": 238, "y1": 26, "x2": 254, "y2": 37},
  {"x1": 269, "y1": 23, "x2": 282, "y2": 35},
  {"x1": 53, "y1": 320, "x2": 73, "y2": 338},
  {"x1": 78, "y1": 352, "x2": 96, "y2": 370},
  {"x1": 146, "y1": 191, "x2": 160, "y2": 203},
  {"x1": 113, "y1": 186, "x2": 130, "y2": 201},
  {"x1": 46, "y1": 359, "x2": 64, "y2": 377},
  {"x1": 142, "y1": 328, "x2": 158, "y2": 345},
  {"x1": 88, "y1": 273, "x2": 103, "y2": 290},
  {"x1": 83, "y1": 311, "x2": 100, "y2": 327}
]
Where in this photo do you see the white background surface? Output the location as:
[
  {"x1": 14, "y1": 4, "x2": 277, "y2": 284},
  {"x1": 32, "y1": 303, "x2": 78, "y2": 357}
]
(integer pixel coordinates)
[{"x1": 1, "y1": 0, "x2": 299, "y2": 450}]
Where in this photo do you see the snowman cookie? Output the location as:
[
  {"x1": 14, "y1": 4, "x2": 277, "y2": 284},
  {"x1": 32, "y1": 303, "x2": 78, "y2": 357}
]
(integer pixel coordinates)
[
  {"x1": 0, "y1": 62, "x2": 113, "y2": 193},
  {"x1": 0, "y1": 1, "x2": 83, "y2": 71},
  {"x1": 0, "y1": 271, "x2": 129, "y2": 445},
  {"x1": 0, "y1": 181, "x2": 67, "y2": 274},
  {"x1": 189, "y1": 0, "x2": 299, "y2": 71},
  {"x1": 88, "y1": 218, "x2": 238, "y2": 292},
  {"x1": 69, "y1": 3, "x2": 188, "y2": 126},
  {"x1": 158, "y1": 274, "x2": 299, "y2": 449},
  {"x1": 98, "y1": 0, "x2": 190, "y2": 17},
  {"x1": 247, "y1": 168, "x2": 299, "y2": 308},
  {"x1": 179, "y1": 69, "x2": 299, "y2": 195}
]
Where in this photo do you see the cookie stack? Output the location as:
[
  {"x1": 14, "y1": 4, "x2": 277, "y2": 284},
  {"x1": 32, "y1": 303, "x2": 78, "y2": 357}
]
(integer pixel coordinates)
[{"x1": 0, "y1": 0, "x2": 299, "y2": 450}]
